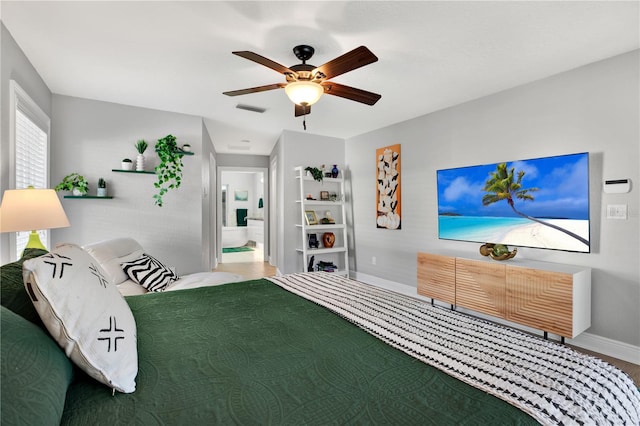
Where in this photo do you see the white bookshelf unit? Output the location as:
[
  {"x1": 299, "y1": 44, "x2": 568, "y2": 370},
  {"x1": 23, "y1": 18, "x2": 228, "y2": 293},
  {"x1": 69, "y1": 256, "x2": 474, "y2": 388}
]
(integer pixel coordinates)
[{"x1": 295, "y1": 166, "x2": 349, "y2": 277}]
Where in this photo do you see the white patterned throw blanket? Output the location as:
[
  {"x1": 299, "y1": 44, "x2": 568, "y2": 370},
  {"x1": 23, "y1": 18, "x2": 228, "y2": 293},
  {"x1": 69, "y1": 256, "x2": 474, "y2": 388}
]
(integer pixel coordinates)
[{"x1": 267, "y1": 273, "x2": 640, "y2": 425}]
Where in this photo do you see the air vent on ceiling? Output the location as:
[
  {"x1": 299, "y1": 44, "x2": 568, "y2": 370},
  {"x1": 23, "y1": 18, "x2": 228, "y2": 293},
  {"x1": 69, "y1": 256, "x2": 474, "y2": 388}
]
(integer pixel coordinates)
[
  {"x1": 236, "y1": 104, "x2": 266, "y2": 113},
  {"x1": 228, "y1": 145, "x2": 251, "y2": 151}
]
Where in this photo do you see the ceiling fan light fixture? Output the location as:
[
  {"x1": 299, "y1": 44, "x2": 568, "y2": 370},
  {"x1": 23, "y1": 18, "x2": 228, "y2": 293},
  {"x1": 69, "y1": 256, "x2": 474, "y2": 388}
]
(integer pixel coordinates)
[{"x1": 285, "y1": 81, "x2": 323, "y2": 106}]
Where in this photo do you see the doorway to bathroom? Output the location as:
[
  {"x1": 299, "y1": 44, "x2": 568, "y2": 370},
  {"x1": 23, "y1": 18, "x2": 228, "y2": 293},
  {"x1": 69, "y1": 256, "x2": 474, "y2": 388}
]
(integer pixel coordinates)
[{"x1": 217, "y1": 167, "x2": 269, "y2": 269}]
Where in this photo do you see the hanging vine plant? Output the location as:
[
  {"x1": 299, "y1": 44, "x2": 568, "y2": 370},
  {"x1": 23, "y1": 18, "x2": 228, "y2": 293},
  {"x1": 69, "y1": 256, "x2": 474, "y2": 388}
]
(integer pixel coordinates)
[{"x1": 153, "y1": 134, "x2": 185, "y2": 207}]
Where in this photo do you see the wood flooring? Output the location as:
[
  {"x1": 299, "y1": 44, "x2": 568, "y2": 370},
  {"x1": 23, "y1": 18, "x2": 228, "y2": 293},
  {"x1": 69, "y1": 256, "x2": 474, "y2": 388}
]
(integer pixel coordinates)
[
  {"x1": 214, "y1": 261, "x2": 276, "y2": 280},
  {"x1": 213, "y1": 260, "x2": 640, "y2": 388}
]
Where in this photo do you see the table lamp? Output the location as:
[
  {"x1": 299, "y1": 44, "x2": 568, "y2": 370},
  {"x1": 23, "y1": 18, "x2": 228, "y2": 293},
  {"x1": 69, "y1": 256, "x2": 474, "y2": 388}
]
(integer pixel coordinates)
[{"x1": 0, "y1": 187, "x2": 70, "y2": 250}]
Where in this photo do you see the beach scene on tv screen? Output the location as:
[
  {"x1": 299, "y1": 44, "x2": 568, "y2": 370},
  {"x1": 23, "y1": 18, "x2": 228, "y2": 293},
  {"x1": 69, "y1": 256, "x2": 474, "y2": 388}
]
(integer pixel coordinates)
[{"x1": 437, "y1": 152, "x2": 590, "y2": 253}]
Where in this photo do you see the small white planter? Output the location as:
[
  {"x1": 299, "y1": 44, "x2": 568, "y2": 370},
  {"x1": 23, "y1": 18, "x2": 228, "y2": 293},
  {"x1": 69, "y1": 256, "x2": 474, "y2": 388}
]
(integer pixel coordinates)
[
  {"x1": 97, "y1": 187, "x2": 107, "y2": 197},
  {"x1": 121, "y1": 161, "x2": 133, "y2": 170},
  {"x1": 136, "y1": 154, "x2": 145, "y2": 171}
]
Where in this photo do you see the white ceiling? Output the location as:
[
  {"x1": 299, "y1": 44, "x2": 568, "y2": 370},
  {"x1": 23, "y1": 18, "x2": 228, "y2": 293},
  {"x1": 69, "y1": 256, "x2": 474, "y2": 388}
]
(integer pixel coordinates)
[{"x1": 2, "y1": 1, "x2": 638, "y2": 155}]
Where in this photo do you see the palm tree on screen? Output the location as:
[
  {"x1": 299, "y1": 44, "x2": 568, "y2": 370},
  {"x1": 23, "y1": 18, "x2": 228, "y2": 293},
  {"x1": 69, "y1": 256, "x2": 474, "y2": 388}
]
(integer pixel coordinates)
[{"x1": 482, "y1": 163, "x2": 588, "y2": 246}]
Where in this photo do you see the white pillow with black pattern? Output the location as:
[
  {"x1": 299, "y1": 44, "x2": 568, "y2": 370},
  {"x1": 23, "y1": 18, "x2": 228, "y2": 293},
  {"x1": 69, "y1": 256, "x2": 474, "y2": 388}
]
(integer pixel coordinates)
[
  {"x1": 22, "y1": 243, "x2": 137, "y2": 393},
  {"x1": 121, "y1": 253, "x2": 178, "y2": 292}
]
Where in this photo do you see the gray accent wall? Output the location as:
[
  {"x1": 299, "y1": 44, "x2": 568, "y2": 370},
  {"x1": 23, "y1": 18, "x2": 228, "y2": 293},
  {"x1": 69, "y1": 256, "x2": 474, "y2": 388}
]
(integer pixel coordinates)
[
  {"x1": 0, "y1": 22, "x2": 52, "y2": 263},
  {"x1": 50, "y1": 95, "x2": 205, "y2": 275},
  {"x1": 346, "y1": 50, "x2": 640, "y2": 347},
  {"x1": 271, "y1": 130, "x2": 345, "y2": 275}
]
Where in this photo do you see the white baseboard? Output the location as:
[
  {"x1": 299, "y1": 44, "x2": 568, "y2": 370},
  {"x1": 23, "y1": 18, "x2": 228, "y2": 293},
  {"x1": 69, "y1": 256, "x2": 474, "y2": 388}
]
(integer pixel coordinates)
[
  {"x1": 352, "y1": 271, "x2": 640, "y2": 365},
  {"x1": 567, "y1": 333, "x2": 640, "y2": 365}
]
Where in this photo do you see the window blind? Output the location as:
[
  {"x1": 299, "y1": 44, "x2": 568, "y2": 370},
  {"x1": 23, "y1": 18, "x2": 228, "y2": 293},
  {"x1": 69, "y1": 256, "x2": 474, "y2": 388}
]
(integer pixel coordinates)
[{"x1": 12, "y1": 83, "x2": 50, "y2": 255}]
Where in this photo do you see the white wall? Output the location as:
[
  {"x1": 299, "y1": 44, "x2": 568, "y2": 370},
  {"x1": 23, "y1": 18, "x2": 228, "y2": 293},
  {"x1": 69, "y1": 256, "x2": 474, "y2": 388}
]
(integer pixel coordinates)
[
  {"x1": 201, "y1": 121, "x2": 216, "y2": 271},
  {"x1": 0, "y1": 23, "x2": 53, "y2": 263},
  {"x1": 346, "y1": 50, "x2": 640, "y2": 349},
  {"x1": 50, "y1": 95, "x2": 206, "y2": 275}
]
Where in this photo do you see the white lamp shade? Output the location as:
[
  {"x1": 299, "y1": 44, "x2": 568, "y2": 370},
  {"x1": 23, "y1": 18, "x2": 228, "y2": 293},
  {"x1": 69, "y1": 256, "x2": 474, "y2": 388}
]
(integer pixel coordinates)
[
  {"x1": 285, "y1": 81, "x2": 324, "y2": 106},
  {"x1": 0, "y1": 188, "x2": 70, "y2": 232}
]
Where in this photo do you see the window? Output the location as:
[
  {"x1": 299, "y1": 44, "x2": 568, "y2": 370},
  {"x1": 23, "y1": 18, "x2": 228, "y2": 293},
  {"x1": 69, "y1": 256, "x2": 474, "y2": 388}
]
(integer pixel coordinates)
[{"x1": 10, "y1": 80, "x2": 51, "y2": 258}]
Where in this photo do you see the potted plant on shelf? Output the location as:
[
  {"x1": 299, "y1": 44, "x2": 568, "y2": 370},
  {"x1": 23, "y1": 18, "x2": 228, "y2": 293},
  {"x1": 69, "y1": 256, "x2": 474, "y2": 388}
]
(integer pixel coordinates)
[
  {"x1": 135, "y1": 139, "x2": 148, "y2": 171},
  {"x1": 55, "y1": 173, "x2": 89, "y2": 196},
  {"x1": 97, "y1": 178, "x2": 107, "y2": 197},
  {"x1": 153, "y1": 134, "x2": 185, "y2": 207},
  {"x1": 121, "y1": 158, "x2": 133, "y2": 170},
  {"x1": 304, "y1": 166, "x2": 323, "y2": 182}
]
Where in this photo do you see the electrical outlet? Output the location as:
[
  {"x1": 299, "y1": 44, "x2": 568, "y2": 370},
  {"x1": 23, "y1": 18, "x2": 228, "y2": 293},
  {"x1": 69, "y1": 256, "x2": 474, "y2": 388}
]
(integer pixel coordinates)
[
  {"x1": 606, "y1": 204, "x2": 627, "y2": 219},
  {"x1": 371, "y1": 256, "x2": 377, "y2": 265}
]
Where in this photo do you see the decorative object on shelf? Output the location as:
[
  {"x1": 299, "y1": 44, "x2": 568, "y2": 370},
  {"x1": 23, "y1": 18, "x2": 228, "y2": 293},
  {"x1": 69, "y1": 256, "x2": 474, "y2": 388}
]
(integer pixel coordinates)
[
  {"x1": 307, "y1": 233, "x2": 319, "y2": 248},
  {"x1": 316, "y1": 260, "x2": 337, "y2": 272},
  {"x1": 331, "y1": 165, "x2": 339, "y2": 178},
  {"x1": 479, "y1": 243, "x2": 492, "y2": 256},
  {"x1": 97, "y1": 178, "x2": 107, "y2": 197},
  {"x1": 306, "y1": 194, "x2": 316, "y2": 200},
  {"x1": 304, "y1": 210, "x2": 318, "y2": 225},
  {"x1": 181, "y1": 144, "x2": 191, "y2": 152},
  {"x1": 0, "y1": 187, "x2": 70, "y2": 252},
  {"x1": 320, "y1": 190, "x2": 329, "y2": 201},
  {"x1": 329, "y1": 192, "x2": 339, "y2": 202},
  {"x1": 304, "y1": 166, "x2": 323, "y2": 182},
  {"x1": 258, "y1": 197, "x2": 264, "y2": 209},
  {"x1": 320, "y1": 211, "x2": 335, "y2": 224},
  {"x1": 121, "y1": 158, "x2": 133, "y2": 170},
  {"x1": 322, "y1": 232, "x2": 335, "y2": 248},
  {"x1": 307, "y1": 255, "x2": 315, "y2": 272},
  {"x1": 479, "y1": 243, "x2": 517, "y2": 261},
  {"x1": 135, "y1": 139, "x2": 148, "y2": 171},
  {"x1": 376, "y1": 144, "x2": 402, "y2": 230},
  {"x1": 153, "y1": 134, "x2": 185, "y2": 207},
  {"x1": 55, "y1": 173, "x2": 89, "y2": 196}
]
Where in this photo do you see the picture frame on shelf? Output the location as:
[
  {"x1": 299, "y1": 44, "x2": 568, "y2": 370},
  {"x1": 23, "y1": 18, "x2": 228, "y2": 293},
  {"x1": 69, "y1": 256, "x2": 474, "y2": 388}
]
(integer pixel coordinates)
[
  {"x1": 305, "y1": 210, "x2": 318, "y2": 225},
  {"x1": 320, "y1": 191, "x2": 329, "y2": 201}
]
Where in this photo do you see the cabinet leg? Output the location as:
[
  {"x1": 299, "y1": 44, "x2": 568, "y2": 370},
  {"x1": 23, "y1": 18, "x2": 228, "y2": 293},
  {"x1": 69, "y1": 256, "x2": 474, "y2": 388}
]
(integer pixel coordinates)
[
  {"x1": 561, "y1": 336, "x2": 565, "y2": 345},
  {"x1": 431, "y1": 299, "x2": 434, "y2": 306},
  {"x1": 543, "y1": 331, "x2": 548, "y2": 340}
]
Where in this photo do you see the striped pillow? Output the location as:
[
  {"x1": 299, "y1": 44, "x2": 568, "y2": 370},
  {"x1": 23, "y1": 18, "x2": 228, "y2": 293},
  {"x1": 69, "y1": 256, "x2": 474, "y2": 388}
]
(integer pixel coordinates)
[{"x1": 121, "y1": 254, "x2": 177, "y2": 292}]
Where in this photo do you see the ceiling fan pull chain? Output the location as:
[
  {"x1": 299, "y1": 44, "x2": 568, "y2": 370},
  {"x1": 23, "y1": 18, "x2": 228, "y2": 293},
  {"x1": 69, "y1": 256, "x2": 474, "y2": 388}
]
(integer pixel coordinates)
[{"x1": 303, "y1": 115, "x2": 307, "y2": 131}]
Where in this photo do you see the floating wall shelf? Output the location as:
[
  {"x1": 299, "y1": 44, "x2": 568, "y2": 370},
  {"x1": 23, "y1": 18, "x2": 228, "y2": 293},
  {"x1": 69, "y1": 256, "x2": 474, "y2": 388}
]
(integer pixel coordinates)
[
  {"x1": 63, "y1": 195, "x2": 114, "y2": 199},
  {"x1": 112, "y1": 169, "x2": 155, "y2": 174}
]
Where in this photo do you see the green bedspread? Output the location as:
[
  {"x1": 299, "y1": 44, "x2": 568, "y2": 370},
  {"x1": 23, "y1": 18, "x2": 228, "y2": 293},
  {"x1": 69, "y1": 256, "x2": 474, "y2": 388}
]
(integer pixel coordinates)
[{"x1": 61, "y1": 279, "x2": 536, "y2": 425}]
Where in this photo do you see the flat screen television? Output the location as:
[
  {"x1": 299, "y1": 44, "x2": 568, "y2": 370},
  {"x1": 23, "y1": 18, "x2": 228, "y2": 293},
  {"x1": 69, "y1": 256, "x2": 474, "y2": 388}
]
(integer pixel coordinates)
[{"x1": 437, "y1": 152, "x2": 590, "y2": 253}]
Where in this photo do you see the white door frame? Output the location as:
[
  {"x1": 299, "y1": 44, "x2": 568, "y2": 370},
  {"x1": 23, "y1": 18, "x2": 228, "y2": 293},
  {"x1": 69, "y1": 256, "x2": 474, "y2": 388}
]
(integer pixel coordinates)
[{"x1": 217, "y1": 166, "x2": 268, "y2": 263}]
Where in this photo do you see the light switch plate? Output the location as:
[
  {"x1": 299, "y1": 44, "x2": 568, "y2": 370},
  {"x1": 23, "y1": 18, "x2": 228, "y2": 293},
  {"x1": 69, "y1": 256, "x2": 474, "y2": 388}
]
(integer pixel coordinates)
[{"x1": 606, "y1": 204, "x2": 627, "y2": 219}]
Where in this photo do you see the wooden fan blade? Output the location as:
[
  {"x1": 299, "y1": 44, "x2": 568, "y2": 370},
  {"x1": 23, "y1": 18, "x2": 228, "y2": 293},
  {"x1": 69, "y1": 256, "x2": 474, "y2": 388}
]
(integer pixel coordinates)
[
  {"x1": 294, "y1": 104, "x2": 311, "y2": 117},
  {"x1": 314, "y1": 46, "x2": 378, "y2": 80},
  {"x1": 321, "y1": 82, "x2": 381, "y2": 105},
  {"x1": 223, "y1": 83, "x2": 286, "y2": 97},
  {"x1": 232, "y1": 51, "x2": 296, "y2": 76}
]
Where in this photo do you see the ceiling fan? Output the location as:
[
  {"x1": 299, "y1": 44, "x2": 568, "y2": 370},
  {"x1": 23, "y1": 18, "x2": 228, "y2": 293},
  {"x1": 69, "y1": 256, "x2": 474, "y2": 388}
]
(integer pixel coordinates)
[{"x1": 223, "y1": 45, "x2": 381, "y2": 118}]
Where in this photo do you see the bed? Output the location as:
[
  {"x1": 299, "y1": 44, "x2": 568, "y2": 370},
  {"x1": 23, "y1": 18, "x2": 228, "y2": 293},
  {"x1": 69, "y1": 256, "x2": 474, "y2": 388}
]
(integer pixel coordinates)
[{"x1": 1, "y1": 241, "x2": 639, "y2": 425}]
